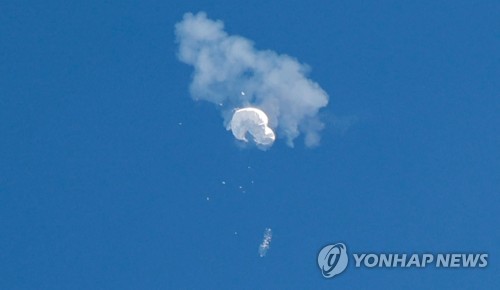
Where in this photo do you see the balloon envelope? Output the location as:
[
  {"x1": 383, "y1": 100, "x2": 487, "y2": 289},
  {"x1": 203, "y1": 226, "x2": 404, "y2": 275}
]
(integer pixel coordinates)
[{"x1": 230, "y1": 108, "x2": 275, "y2": 146}]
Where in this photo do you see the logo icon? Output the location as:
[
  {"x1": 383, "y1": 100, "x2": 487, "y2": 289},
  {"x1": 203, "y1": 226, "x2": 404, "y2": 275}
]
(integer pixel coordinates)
[{"x1": 318, "y1": 243, "x2": 348, "y2": 278}]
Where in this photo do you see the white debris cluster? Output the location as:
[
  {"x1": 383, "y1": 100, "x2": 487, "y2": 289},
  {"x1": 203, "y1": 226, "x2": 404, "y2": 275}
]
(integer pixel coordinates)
[{"x1": 258, "y1": 228, "x2": 273, "y2": 257}]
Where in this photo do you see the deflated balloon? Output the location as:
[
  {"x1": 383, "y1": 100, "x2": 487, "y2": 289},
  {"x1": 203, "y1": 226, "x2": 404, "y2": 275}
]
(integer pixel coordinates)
[{"x1": 229, "y1": 108, "x2": 275, "y2": 146}]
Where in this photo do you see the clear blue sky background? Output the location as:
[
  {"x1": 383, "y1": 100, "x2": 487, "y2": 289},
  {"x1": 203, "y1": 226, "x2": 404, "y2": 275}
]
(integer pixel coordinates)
[{"x1": 1, "y1": 1, "x2": 499, "y2": 289}]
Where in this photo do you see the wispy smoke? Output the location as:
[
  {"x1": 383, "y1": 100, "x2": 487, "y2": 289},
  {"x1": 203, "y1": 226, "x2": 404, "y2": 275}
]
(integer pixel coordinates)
[
  {"x1": 258, "y1": 228, "x2": 273, "y2": 257},
  {"x1": 175, "y1": 12, "x2": 329, "y2": 147}
]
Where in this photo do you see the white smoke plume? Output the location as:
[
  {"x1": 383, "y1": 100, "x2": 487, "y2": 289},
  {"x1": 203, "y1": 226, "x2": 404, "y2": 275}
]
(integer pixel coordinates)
[
  {"x1": 258, "y1": 228, "x2": 273, "y2": 257},
  {"x1": 175, "y1": 12, "x2": 329, "y2": 147}
]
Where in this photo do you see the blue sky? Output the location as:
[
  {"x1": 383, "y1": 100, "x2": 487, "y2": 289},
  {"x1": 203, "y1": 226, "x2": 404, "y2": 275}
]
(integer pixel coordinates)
[{"x1": 1, "y1": 1, "x2": 499, "y2": 289}]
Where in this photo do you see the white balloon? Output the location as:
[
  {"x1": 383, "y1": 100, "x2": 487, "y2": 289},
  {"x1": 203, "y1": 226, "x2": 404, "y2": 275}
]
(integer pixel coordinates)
[{"x1": 229, "y1": 108, "x2": 275, "y2": 146}]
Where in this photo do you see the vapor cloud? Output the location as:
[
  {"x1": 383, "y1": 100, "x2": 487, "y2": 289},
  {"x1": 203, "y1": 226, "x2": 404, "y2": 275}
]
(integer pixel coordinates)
[{"x1": 175, "y1": 12, "x2": 329, "y2": 147}]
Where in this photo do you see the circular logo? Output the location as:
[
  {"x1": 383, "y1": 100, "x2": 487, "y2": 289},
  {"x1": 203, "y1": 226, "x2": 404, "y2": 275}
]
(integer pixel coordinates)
[{"x1": 317, "y1": 243, "x2": 348, "y2": 278}]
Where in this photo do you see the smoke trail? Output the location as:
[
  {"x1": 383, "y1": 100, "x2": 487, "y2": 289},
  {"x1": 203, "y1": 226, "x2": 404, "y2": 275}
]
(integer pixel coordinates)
[
  {"x1": 175, "y1": 12, "x2": 329, "y2": 147},
  {"x1": 258, "y1": 228, "x2": 273, "y2": 257}
]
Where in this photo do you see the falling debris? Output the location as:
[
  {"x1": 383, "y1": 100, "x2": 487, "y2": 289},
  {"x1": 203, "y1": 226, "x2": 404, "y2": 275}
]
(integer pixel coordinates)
[
  {"x1": 258, "y1": 228, "x2": 273, "y2": 257},
  {"x1": 175, "y1": 12, "x2": 329, "y2": 147},
  {"x1": 229, "y1": 107, "x2": 275, "y2": 146},
  {"x1": 221, "y1": 181, "x2": 226, "y2": 185}
]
